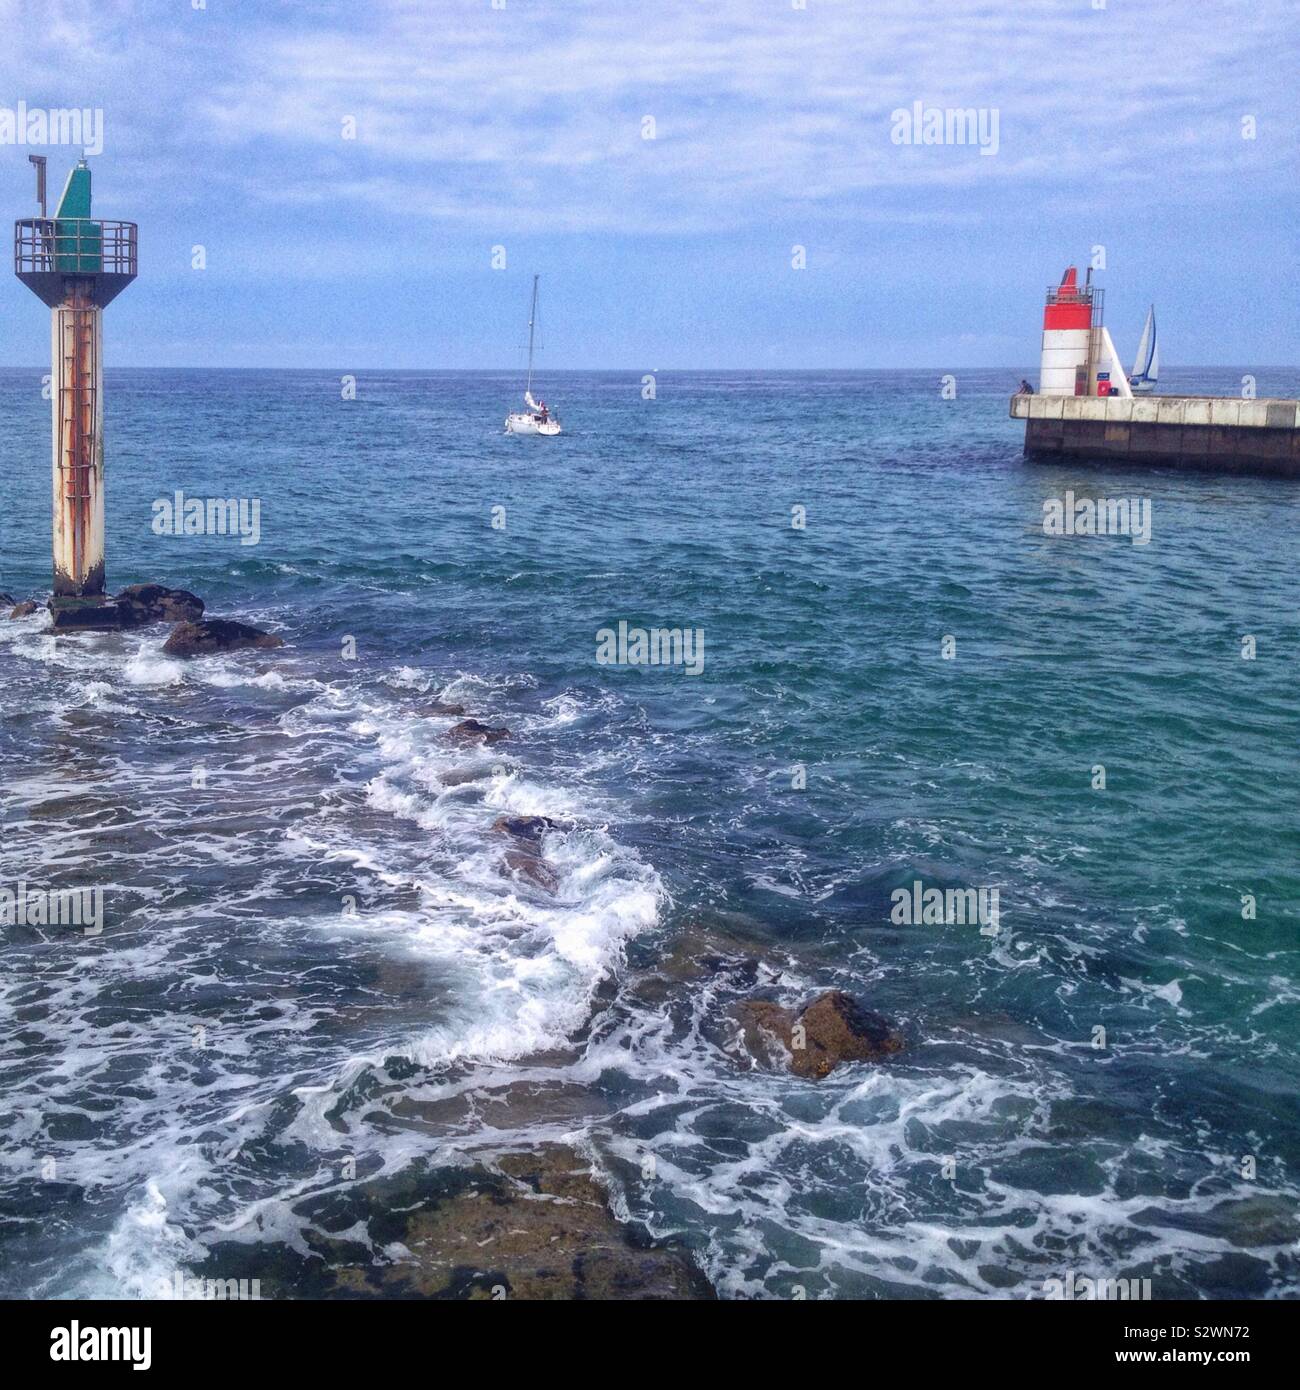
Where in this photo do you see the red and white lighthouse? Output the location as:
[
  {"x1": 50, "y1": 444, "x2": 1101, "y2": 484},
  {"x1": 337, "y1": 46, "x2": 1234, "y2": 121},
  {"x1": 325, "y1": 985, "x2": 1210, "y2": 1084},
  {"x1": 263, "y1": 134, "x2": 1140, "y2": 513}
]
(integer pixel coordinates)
[
  {"x1": 1037, "y1": 264, "x2": 1133, "y2": 400},
  {"x1": 1039, "y1": 266, "x2": 1094, "y2": 395}
]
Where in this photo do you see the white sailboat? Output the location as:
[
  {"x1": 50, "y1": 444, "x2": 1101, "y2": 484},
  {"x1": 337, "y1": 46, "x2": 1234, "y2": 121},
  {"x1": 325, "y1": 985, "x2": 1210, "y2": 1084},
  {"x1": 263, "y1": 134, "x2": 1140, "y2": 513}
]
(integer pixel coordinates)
[
  {"x1": 1129, "y1": 304, "x2": 1159, "y2": 393},
  {"x1": 505, "y1": 275, "x2": 562, "y2": 435}
]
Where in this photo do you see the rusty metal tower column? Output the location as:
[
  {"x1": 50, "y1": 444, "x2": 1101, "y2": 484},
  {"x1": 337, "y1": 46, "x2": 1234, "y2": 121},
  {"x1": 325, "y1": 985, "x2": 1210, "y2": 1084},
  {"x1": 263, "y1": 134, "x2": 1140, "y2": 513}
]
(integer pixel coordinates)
[
  {"x1": 52, "y1": 282, "x2": 104, "y2": 601},
  {"x1": 15, "y1": 160, "x2": 137, "y2": 630}
]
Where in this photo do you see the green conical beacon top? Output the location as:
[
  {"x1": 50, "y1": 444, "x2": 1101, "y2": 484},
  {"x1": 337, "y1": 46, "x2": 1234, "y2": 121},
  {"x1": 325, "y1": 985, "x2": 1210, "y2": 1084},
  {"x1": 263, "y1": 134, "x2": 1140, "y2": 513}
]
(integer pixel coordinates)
[{"x1": 53, "y1": 160, "x2": 101, "y2": 273}]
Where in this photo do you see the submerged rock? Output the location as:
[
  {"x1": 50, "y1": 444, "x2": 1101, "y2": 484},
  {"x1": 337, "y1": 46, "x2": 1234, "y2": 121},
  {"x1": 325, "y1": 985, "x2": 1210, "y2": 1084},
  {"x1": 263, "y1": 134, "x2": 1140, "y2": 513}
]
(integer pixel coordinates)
[
  {"x1": 624, "y1": 919, "x2": 785, "y2": 1014},
  {"x1": 654, "y1": 924, "x2": 767, "y2": 984},
  {"x1": 1126, "y1": 1195, "x2": 1300, "y2": 1251},
  {"x1": 502, "y1": 847, "x2": 560, "y2": 895},
  {"x1": 438, "y1": 767, "x2": 498, "y2": 788},
  {"x1": 735, "y1": 988, "x2": 904, "y2": 1080},
  {"x1": 115, "y1": 583, "x2": 205, "y2": 627},
  {"x1": 162, "y1": 618, "x2": 284, "y2": 659},
  {"x1": 239, "y1": 1144, "x2": 713, "y2": 1300},
  {"x1": 424, "y1": 701, "x2": 467, "y2": 717},
  {"x1": 8, "y1": 600, "x2": 38, "y2": 619},
  {"x1": 735, "y1": 1001, "x2": 796, "y2": 1070},
  {"x1": 495, "y1": 814, "x2": 565, "y2": 893},
  {"x1": 446, "y1": 718, "x2": 510, "y2": 745}
]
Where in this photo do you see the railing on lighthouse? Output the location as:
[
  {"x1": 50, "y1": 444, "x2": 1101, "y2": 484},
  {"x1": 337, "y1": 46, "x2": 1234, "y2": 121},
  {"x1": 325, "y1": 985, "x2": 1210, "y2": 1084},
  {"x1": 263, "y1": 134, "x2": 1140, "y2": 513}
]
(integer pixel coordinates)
[{"x1": 15, "y1": 217, "x2": 137, "y2": 301}]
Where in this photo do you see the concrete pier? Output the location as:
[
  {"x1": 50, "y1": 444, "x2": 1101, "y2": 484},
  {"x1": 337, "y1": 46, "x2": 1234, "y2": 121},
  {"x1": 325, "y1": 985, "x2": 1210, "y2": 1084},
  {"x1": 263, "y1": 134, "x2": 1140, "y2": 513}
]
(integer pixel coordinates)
[{"x1": 1011, "y1": 393, "x2": 1300, "y2": 477}]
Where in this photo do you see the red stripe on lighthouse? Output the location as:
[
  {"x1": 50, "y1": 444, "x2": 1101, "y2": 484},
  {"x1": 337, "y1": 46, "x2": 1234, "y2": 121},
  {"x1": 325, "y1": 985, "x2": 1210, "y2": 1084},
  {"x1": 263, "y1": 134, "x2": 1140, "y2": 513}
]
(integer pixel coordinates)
[
  {"x1": 1044, "y1": 302, "x2": 1092, "y2": 330},
  {"x1": 1043, "y1": 266, "x2": 1091, "y2": 330}
]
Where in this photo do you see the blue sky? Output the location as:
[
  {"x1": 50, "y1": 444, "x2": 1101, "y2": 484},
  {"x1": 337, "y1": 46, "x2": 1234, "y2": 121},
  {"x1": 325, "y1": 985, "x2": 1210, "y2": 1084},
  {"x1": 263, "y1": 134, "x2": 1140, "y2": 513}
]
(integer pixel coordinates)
[{"x1": 0, "y1": 0, "x2": 1296, "y2": 369}]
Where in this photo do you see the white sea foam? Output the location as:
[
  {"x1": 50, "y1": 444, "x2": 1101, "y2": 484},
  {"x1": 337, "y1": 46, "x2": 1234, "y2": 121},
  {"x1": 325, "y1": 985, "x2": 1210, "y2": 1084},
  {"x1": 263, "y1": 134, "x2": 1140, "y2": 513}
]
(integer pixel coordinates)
[
  {"x1": 4, "y1": 622, "x2": 1292, "y2": 1302},
  {"x1": 123, "y1": 648, "x2": 187, "y2": 686},
  {"x1": 327, "y1": 688, "x2": 664, "y2": 1066}
]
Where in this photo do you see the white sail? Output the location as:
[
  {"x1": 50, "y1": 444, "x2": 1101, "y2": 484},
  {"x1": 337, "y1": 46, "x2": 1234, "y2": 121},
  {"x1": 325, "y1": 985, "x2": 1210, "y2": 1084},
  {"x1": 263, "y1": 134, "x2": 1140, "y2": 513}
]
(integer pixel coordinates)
[
  {"x1": 1147, "y1": 329, "x2": 1159, "y2": 383},
  {"x1": 524, "y1": 390, "x2": 540, "y2": 410},
  {"x1": 1131, "y1": 306, "x2": 1154, "y2": 380},
  {"x1": 1098, "y1": 326, "x2": 1133, "y2": 398}
]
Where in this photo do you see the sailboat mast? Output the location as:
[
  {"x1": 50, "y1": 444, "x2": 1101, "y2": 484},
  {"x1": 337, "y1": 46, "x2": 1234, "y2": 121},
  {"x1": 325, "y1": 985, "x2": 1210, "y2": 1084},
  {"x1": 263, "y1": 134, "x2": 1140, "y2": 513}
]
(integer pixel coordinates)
[{"x1": 526, "y1": 274, "x2": 539, "y2": 396}]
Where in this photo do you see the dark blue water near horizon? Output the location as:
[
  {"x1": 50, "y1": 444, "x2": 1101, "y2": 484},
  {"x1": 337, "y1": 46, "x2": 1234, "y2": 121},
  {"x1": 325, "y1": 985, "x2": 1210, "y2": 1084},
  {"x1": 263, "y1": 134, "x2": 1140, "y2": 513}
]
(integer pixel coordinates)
[{"x1": 1, "y1": 366, "x2": 1297, "y2": 1299}]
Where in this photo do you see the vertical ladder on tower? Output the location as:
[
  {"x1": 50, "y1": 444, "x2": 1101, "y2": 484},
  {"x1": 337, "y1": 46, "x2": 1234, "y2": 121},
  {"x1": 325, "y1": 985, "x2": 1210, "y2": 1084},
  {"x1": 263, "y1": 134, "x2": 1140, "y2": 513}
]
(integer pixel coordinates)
[{"x1": 56, "y1": 298, "x2": 98, "y2": 586}]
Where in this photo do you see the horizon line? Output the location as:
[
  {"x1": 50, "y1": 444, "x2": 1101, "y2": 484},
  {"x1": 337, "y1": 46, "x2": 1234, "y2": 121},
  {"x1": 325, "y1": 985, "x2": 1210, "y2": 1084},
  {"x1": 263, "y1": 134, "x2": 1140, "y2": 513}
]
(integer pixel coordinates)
[{"x1": 0, "y1": 364, "x2": 1295, "y2": 374}]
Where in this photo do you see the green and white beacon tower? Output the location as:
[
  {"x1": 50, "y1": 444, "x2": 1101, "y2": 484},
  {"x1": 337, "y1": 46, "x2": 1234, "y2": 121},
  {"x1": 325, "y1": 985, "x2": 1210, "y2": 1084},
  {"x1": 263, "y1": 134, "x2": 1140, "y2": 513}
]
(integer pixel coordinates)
[{"x1": 14, "y1": 158, "x2": 137, "y2": 630}]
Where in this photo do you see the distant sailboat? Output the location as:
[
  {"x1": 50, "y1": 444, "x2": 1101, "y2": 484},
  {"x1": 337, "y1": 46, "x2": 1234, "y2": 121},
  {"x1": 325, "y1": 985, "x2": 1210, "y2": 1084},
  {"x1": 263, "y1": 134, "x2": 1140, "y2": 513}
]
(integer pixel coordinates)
[
  {"x1": 505, "y1": 275, "x2": 562, "y2": 435},
  {"x1": 1129, "y1": 305, "x2": 1159, "y2": 393}
]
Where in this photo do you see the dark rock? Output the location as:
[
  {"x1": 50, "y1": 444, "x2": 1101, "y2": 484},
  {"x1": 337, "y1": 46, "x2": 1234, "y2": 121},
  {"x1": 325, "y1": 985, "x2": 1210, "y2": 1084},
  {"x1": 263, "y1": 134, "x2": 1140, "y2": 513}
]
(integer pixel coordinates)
[
  {"x1": 491, "y1": 813, "x2": 562, "y2": 843},
  {"x1": 115, "y1": 583, "x2": 205, "y2": 627},
  {"x1": 446, "y1": 718, "x2": 510, "y2": 745},
  {"x1": 0, "y1": 593, "x2": 14, "y2": 607},
  {"x1": 162, "y1": 618, "x2": 284, "y2": 659},
  {"x1": 268, "y1": 1144, "x2": 713, "y2": 1300},
  {"x1": 502, "y1": 848, "x2": 560, "y2": 895},
  {"x1": 735, "y1": 989, "x2": 903, "y2": 1080},
  {"x1": 484, "y1": 1149, "x2": 713, "y2": 1298},
  {"x1": 795, "y1": 990, "x2": 903, "y2": 1076},
  {"x1": 9, "y1": 600, "x2": 38, "y2": 619},
  {"x1": 423, "y1": 701, "x2": 466, "y2": 717}
]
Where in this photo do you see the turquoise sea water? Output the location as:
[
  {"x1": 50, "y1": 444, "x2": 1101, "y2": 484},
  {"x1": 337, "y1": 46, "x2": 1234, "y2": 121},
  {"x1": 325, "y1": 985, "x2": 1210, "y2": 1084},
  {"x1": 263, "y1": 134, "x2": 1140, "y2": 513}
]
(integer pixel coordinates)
[{"x1": 1, "y1": 366, "x2": 1297, "y2": 1298}]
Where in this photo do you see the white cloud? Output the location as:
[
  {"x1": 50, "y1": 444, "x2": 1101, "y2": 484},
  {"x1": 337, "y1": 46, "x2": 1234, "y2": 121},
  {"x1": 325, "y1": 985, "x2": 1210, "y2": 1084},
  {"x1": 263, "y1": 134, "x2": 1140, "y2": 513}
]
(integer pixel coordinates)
[{"x1": 0, "y1": 0, "x2": 1294, "y2": 237}]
